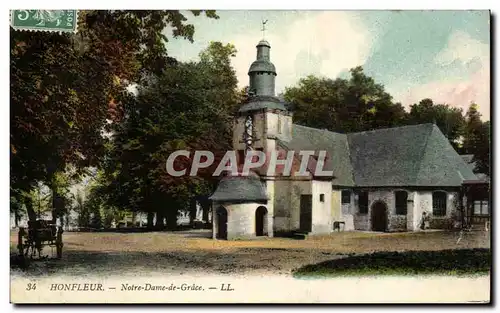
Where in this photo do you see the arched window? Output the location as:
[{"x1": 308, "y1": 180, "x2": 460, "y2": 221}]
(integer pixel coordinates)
[
  {"x1": 395, "y1": 191, "x2": 408, "y2": 215},
  {"x1": 432, "y1": 191, "x2": 447, "y2": 216}
]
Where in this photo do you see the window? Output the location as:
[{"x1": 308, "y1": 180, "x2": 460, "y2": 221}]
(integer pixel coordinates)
[
  {"x1": 319, "y1": 194, "x2": 325, "y2": 202},
  {"x1": 474, "y1": 200, "x2": 489, "y2": 216},
  {"x1": 395, "y1": 191, "x2": 408, "y2": 215},
  {"x1": 341, "y1": 190, "x2": 351, "y2": 204},
  {"x1": 358, "y1": 191, "x2": 368, "y2": 214},
  {"x1": 432, "y1": 191, "x2": 447, "y2": 216}
]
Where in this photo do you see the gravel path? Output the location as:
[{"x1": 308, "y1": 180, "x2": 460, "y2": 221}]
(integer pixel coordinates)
[{"x1": 10, "y1": 229, "x2": 490, "y2": 277}]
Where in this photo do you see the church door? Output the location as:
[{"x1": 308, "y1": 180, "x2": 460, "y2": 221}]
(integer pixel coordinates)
[
  {"x1": 371, "y1": 201, "x2": 388, "y2": 232},
  {"x1": 300, "y1": 195, "x2": 313, "y2": 232},
  {"x1": 216, "y1": 206, "x2": 228, "y2": 239},
  {"x1": 255, "y1": 206, "x2": 268, "y2": 236}
]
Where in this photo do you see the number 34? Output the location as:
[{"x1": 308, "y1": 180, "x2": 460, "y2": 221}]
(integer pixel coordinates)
[{"x1": 26, "y1": 283, "x2": 36, "y2": 291}]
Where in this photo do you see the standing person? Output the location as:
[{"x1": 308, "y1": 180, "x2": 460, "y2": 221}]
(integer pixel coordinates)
[{"x1": 420, "y1": 211, "x2": 430, "y2": 230}]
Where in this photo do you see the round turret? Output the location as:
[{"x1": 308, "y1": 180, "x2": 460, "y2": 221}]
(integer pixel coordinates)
[{"x1": 248, "y1": 39, "x2": 277, "y2": 96}]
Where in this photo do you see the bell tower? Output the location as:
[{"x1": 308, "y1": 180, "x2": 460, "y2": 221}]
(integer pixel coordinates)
[
  {"x1": 248, "y1": 39, "x2": 276, "y2": 97},
  {"x1": 233, "y1": 38, "x2": 293, "y2": 157}
]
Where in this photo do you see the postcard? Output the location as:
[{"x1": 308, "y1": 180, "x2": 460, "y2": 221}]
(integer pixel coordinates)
[{"x1": 10, "y1": 9, "x2": 491, "y2": 304}]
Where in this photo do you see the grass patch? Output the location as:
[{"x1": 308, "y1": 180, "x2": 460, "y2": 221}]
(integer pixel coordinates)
[{"x1": 293, "y1": 248, "x2": 491, "y2": 278}]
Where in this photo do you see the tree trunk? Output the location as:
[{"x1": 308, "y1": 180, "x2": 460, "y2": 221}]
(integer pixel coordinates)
[
  {"x1": 14, "y1": 211, "x2": 19, "y2": 228},
  {"x1": 147, "y1": 212, "x2": 154, "y2": 230},
  {"x1": 50, "y1": 183, "x2": 57, "y2": 224},
  {"x1": 155, "y1": 210, "x2": 164, "y2": 230},
  {"x1": 202, "y1": 202, "x2": 209, "y2": 222},
  {"x1": 189, "y1": 199, "x2": 196, "y2": 226},
  {"x1": 202, "y1": 201, "x2": 212, "y2": 226},
  {"x1": 165, "y1": 209, "x2": 177, "y2": 231},
  {"x1": 65, "y1": 214, "x2": 70, "y2": 231},
  {"x1": 25, "y1": 197, "x2": 37, "y2": 222}
]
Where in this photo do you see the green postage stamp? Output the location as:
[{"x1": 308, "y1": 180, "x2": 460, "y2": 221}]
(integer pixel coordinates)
[{"x1": 10, "y1": 10, "x2": 78, "y2": 33}]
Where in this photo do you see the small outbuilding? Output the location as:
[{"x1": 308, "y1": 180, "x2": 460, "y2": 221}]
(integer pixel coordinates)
[{"x1": 209, "y1": 172, "x2": 270, "y2": 240}]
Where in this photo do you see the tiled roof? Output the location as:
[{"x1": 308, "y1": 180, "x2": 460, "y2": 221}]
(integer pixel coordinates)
[
  {"x1": 209, "y1": 174, "x2": 268, "y2": 202},
  {"x1": 281, "y1": 123, "x2": 477, "y2": 187}
]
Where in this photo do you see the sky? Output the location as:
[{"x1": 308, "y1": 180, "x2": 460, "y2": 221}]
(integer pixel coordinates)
[{"x1": 164, "y1": 10, "x2": 490, "y2": 120}]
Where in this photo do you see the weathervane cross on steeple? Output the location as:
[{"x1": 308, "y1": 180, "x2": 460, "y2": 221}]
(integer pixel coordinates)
[{"x1": 261, "y1": 19, "x2": 268, "y2": 38}]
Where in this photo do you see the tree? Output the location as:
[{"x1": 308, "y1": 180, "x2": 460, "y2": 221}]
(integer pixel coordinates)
[
  {"x1": 74, "y1": 191, "x2": 90, "y2": 228},
  {"x1": 462, "y1": 103, "x2": 483, "y2": 154},
  {"x1": 462, "y1": 104, "x2": 489, "y2": 175},
  {"x1": 10, "y1": 195, "x2": 24, "y2": 228},
  {"x1": 10, "y1": 10, "x2": 218, "y2": 222},
  {"x1": 199, "y1": 41, "x2": 239, "y2": 114},
  {"x1": 473, "y1": 121, "x2": 490, "y2": 175},
  {"x1": 89, "y1": 206, "x2": 102, "y2": 230},
  {"x1": 102, "y1": 41, "x2": 238, "y2": 230},
  {"x1": 407, "y1": 98, "x2": 466, "y2": 151},
  {"x1": 283, "y1": 67, "x2": 407, "y2": 133}
]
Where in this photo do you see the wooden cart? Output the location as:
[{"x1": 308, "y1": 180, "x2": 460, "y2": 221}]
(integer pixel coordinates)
[{"x1": 17, "y1": 220, "x2": 63, "y2": 259}]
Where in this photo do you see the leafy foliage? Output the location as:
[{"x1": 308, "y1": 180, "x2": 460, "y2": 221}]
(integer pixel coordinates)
[
  {"x1": 283, "y1": 68, "x2": 490, "y2": 172},
  {"x1": 100, "y1": 41, "x2": 238, "y2": 229},
  {"x1": 407, "y1": 98, "x2": 465, "y2": 151},
  {"x1": 10, "y1": 10, "x2": 218, "y2": 221},
  {"x1": 11, "y1": 12, "x2": 490, "y2": 230},
  {"x1": 284, "y1": 67, "x2": 407, "y2": 133},
  {"x1": 463, "y1": 104, "x2": 490, "y2": 175}
]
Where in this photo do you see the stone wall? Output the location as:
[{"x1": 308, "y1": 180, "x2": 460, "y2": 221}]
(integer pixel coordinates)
[
  {"x1": 263, "y1": 111, "x2": 292, "y2": 142},
  {"x1": 273, "y1": 180, "x2": 311, "y2": 233},
  {"x1": 311, "y1": 180, "x2": 333, "y2": 234},
  {"x1": 389, "y1": 215, "x2": 407, "y2": 231},
  {"x1": 273, "y1": 180, "x2": 291, "y2": 232},
  {"x1": 273, "y1": 179, "x2": 332, "y2": 235},
  {"x1": 212, "y1": 202, "x2": 269, "y2": 240},
  {"x1": 233, "y1": 112, "x2": 267, "y2": 151},
  {"x1": 416, "y1": 191, "x2": 460, "y2": 230},
  {"x1": 407, "y1": 192, "x2": 419, "y2": 231},
  {"x1": 340, "y1": 189, "x2": 355, "y2": 230},
  {"x1": 347, "y1": 189, "x2": 461, "y2": 232},
  {"x1": 351, "y1": 189, "x2": 409, "y2": 231},
  {"x1": 233, "y1": 111, "x2": 289, "y2": 153},
  {"x1": 368, "y1": 189, "x2": 409, "y2": 231},
  {"x1": 352, "y1": 213, "x2": 369, "y2": 231},
  {"x1": 265, "y1": 180, "x2": 275, "y2": 237},
  {"x1": 331, "y1": 190, "x2": 341, "y2": 222}
]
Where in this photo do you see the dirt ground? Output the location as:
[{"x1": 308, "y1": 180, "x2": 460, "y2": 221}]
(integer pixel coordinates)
[{"x1": 10, "y1": 229, "x2": 490, "y2": 277}]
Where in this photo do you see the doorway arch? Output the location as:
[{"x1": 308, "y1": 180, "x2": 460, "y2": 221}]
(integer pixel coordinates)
[
  {"x1": 216, "y1": 206, "x2": 228, "y2": 239},
  {"x1": 371, "y1": 201, "x2": 388, "y2": 232},
  {"x1": 255, "y1": 206, "x2": 268, "y2": 236}
]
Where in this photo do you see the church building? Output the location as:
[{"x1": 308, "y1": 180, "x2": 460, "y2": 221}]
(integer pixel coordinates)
[{"x1": 209, "y1": 39, "x2": 481, "y2": 240}]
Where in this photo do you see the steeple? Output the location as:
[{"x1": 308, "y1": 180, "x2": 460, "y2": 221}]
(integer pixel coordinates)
[
  {"x1": 248, "y1": 39, "x2": 277, "y2": 96},
  {"x1": 235, "y1": 37, "x2": 293, "y2": 152},
  {"x1": 238, "y1": 36, "x2": 288, "y2": 114}
]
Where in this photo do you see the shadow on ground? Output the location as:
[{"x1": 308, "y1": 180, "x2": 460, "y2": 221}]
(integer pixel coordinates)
[
  {"x1": 10, "y1": 247, "x2": 343, "y2": 277},
  {"x1": 10, "y1": 229, "x2": 490, "y2": 278},
  {"x1": 292, "y1": 248, "x2": 491, "y2": 277}
]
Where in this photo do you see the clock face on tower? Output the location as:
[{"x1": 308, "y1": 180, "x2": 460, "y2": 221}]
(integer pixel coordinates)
[{"x1": 244, "y1": 115, "x2": 253, "y2": 148}]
